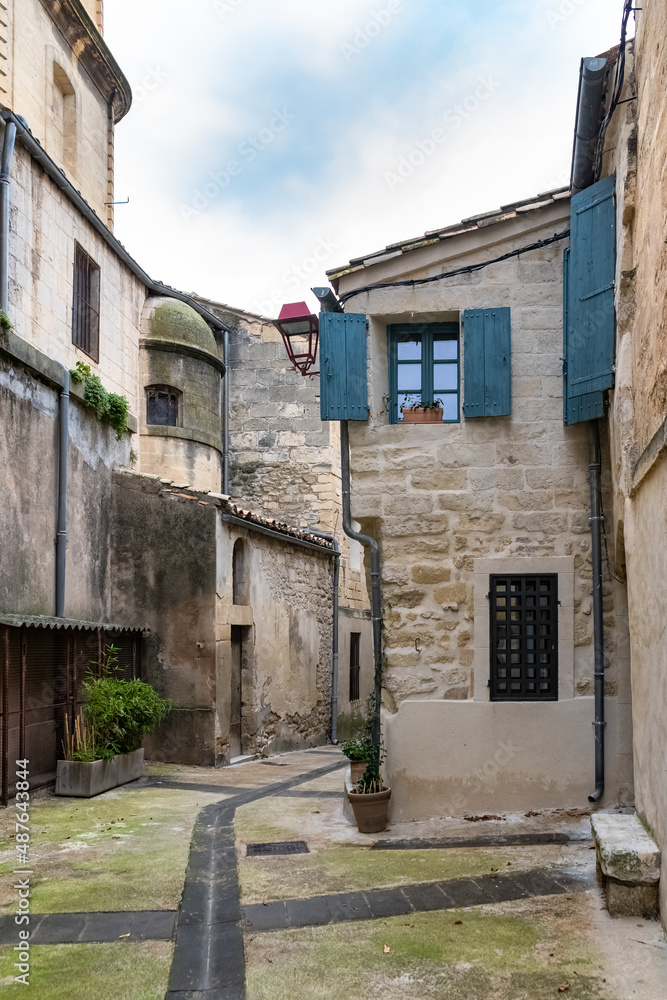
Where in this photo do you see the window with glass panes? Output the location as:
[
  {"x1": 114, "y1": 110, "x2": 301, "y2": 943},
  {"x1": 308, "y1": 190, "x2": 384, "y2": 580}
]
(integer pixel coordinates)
[
  {"x1": 387, "y1": 322, "x2": 459, "y2": 424},
  {"x1": 489, "y1": 575, "x2": 558, "y2": 701}
]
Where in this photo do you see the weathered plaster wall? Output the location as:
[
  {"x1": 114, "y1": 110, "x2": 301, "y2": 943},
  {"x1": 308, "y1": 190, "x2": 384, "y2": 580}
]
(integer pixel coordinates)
[
  {"x1": 8, "y1": 141, "x2": 145, "y2": 411},
  {"x1": 0, "y1": 353, "x2": 131, "y2": 621},
  {"x1": 215, "y1": 518, "x2": 335, "y2": 762},
  {"x1": 8, "y1": 0, "x2": 113, "y2": 216},
  {"x1": 111, "y1": 472, "x2": 219, "y2": 765},
  {"x1": 335, "y1": 202, "x2": 632, "y2": 815}
]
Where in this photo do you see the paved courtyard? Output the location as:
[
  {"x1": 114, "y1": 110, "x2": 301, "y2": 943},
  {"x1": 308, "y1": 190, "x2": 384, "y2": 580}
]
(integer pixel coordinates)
[{"x1": 1, "y1": 748, "x2": 666, "y2": 999}]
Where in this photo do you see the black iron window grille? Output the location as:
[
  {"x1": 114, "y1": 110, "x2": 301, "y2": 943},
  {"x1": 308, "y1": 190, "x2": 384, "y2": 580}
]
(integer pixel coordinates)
[
  {"x1": 349, "y1": 632, "x2": 361, "y2": 702},
  {"x1": 72, "y1": 242, "x2": 100, "y2": 361},
  {"x1": 146, "y1": 386, "x2": 181, "y2": 427},
  {"x1": 490, "y1": 575, "x2": 558, "y2": 701}
]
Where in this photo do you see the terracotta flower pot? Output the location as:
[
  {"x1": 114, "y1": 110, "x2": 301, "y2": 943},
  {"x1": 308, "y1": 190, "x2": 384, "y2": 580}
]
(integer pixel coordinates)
[
  {"x1": 348, "y1": 760, "x2": 368, "y2": 784},
  {"x1": 401, "y1": 407, "x2": 443, "y2": 424},
  {"x1": 347, "y1": 785, "x2": 391, "y2": 833}
]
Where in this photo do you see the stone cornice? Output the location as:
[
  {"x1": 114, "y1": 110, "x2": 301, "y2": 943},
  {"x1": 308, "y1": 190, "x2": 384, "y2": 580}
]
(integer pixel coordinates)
[{"x1": 39, "y1": 0, "x2": 132, "y2": 123}]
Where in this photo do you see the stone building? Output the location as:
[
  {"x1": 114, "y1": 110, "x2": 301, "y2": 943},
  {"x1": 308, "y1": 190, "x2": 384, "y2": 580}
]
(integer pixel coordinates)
[
  {"x1": 585, "y1": 2, "x2": 667, "y2": 927},
  {"x1": 326, "y1": 188, "x2": 633, "y2": 821},
  {"x1": 0, "y1": 0, "x2": 345, "y2": 796},
  {"x1": 194, "y1": 296, "x2": 375, "y2": 739}
]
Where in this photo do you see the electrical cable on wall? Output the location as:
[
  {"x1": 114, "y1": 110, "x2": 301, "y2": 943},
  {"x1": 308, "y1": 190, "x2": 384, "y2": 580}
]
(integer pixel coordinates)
[
  {"x1": 594, "y1": 0, "x2": 636, "y2": 181},
  {"x1": 339, "y1": 229, "x2": 571, "y2": 305}
]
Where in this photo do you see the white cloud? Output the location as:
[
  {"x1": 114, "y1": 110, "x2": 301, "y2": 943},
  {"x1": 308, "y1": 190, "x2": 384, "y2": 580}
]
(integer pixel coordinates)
[{"x1": 105, "y1": 0, "x2": 627, "y2": 313}]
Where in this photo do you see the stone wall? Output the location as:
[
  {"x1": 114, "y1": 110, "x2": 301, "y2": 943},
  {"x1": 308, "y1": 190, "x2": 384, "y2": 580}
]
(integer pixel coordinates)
[
  {"x1": 8, "y1": 0, "x2": 117, "y2": 218},
  {"x1": 335, "y1": 199, "x2": 633, "y2": 815},
  {"x1": 0, "y1": 351, "x2": 131, "y2": 621},
  {"x1": 8, "y1": 141, "x2": 146, "y2": 412},
  {"x1": 603, "y1": 11, "x2": 667, "y2": 927},
  {"x1": 111, "y1": 472, "x2": 338, "y2": 765}
]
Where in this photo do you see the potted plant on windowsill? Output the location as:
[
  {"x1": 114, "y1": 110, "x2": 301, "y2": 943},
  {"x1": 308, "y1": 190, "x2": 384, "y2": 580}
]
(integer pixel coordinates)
[
  {"x1": 56, "y1": 644, "x2": 173, "y2": 798},
  {"x1": 400, "y1": 396, "x2": 444, "y2": 424}
]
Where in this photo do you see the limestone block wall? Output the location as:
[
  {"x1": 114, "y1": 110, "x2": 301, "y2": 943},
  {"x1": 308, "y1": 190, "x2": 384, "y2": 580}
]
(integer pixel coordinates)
[
  {"x1": 8, "y1": 142, "x2": 145, "y2": 413},
  {"x1": 8, "y1": 0, "x2": 115, "y2": 217},
  {"x1": 335, "y1": 202, "x2": 633, "y2": 815},
  {"x1": 603, "y1": 12, "x2": 667, "y2": 926}
]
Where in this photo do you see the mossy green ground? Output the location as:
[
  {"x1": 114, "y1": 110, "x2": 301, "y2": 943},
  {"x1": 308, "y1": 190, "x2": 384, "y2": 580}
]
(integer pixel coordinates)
[
  {"x1": 235, "y1": 791, "x2": 577, "y2": 904},
  {"x1": 0, "y1": 784, "x2": 227, "y2": 914},
  {"x1": 0, "y1": 942, "x2": 172, "y2": 998},
  {"x1": 245, "y1": 899, "x2": 607, "y2": 1000}
]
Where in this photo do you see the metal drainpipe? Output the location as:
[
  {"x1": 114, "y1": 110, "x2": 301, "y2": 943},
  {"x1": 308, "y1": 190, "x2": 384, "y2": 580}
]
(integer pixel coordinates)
[
  {"x1": 571, "y1": 56, "x2": 608, "y2": 195},
  {"x1": 340, "y1": 420, "x2": 383, "y2": 747},
  {"x1": 309, "y1": 529, "x2": 340, "y2": 744},
  {"x1": 588, "y1": 421, "x2": 606, "y2": 802},
  {"x1": 55, "y1": 365, "x2": 70, "y2": 618},
  {"x1": 222, "y1": 327, "x2": 230, "y2": 494},
  {"x1": 0, "y1": 121, "x2": 16, "y2": 312}
]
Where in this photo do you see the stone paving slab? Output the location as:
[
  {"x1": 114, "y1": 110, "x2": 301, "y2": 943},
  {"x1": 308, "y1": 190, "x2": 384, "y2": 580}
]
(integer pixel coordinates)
[
  {"x1": 373, "y1": 832, "x2": 583, "y2": 850},
  {"x1": 242, "y1": 867, "x2": 594, "y2": 933},
  {"x1": 0, "y1": 910, "x2": 177, "y2": 945}
]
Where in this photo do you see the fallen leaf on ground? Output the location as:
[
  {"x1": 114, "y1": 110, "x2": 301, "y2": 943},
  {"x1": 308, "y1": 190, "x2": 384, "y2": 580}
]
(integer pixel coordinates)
[
  {"x1": 383, "y1": 945, "x2": 390, "y2": 954},
  {"x1": 118, "y1": 933, "x2": 130, "y2": 939},
  {"x1": 454, "y1": 920, "x2": 463, "y2": 925},
  {"x1": 558, "y1": 983, "x2": 571, "y2": 993}
]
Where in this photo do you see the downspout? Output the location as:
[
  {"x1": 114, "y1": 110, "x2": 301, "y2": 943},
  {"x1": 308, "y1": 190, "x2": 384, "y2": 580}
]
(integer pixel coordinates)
[
  {"x1": 588, "y1": 421, "x2": 606, "y2": 802},
  {"x1": 222, "y1": 327, "x2": 230, "y2": 494},
  {"x1": 309, "y1": 529, "x2": 340, "y2": 744},
  {"x1": 340, "y1": 420, "x2": 382, "y2": 747},
  {"x1": 0, "y1": 120, "x2": 16, "y2": 312},
  {"x1": 571, "y1": 56, "x2": 608, "y2": 195},
  {"x1": 55, "y1": 365, "x2": 70, "y2": 618}
]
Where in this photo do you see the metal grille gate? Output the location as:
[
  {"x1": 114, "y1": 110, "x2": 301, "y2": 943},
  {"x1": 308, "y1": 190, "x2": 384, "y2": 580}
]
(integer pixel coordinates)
[{"x1": 1, "y1": 626, "x2": 141, "y2": 805}]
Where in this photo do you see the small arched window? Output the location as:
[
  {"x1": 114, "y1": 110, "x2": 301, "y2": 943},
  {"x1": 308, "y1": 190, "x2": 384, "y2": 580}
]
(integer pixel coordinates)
[
  {"x1": 232, "y1": 539, "x2": 250, "y2": 606},
  {"x1": 146, "y1": 385, "x2": 181, "y2": 427}
]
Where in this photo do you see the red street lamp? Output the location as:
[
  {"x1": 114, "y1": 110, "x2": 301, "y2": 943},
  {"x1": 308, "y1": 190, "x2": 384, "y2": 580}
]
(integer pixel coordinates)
[{"x1": 273, "y1": 302, "x2": 319, "y2": 376}]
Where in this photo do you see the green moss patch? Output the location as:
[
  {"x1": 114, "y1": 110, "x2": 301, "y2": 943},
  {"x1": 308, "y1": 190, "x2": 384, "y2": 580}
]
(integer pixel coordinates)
[
  {"x1": 245, "y1": 904, "x2": 606, "y2": 1000},
  {"x1": 0, "y1": 785, "x2": 226, "y2": 914},
  {"x1": 0, "y1": 942, "x2": 172, "y2": 999}
]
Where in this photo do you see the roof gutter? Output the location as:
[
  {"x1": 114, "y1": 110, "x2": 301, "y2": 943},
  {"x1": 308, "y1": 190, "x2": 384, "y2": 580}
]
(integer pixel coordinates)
[
  {"x1": 0, "y1": 111, "x2": 230, "y2": 335},
  {"x1": 570, "y1": 57, "x2": 608, "y2": 195}
]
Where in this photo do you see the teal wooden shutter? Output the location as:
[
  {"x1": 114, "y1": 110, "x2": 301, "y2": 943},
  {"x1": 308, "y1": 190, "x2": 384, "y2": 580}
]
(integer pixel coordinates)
[
  {"x1": 462, "y1": 308, "x2": 511, "y2": 418},
  {"x1": 319, "y1": 312, "x2": 369, "y2": 421},
  {"x1": 563, "y1": 175, "x2": 616, "y2": 425}
]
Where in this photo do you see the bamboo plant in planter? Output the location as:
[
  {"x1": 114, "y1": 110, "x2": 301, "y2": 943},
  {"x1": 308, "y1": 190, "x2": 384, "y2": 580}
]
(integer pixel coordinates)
[{"x1": 56, "y1": 644, "x2": 173, "y2": 798}]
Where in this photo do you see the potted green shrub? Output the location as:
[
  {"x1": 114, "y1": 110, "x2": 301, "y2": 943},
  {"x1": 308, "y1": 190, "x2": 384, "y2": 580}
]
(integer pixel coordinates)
[
  {"x1": 56, "y1": 645, "x2": 173, "y2": 797},
  {"x1": 400, "y1": 396, "x2": 444, "y2": 424},
  {"x1": 341, "y1": 732, "x2": 373, "y2": 784},
  {"x1": 345, "y1": 700, "x2": 391, "y2": 833}
]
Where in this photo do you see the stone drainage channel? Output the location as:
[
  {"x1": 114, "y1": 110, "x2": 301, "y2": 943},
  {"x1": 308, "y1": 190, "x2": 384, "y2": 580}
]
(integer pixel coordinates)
[{"x1": 0, "y1": 760, "x2": 596, "y2": 1000}]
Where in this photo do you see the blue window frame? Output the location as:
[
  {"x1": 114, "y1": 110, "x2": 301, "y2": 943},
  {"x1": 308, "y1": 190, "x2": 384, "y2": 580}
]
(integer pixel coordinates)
[{"x1": 387, "y1": 322, "x2": 460, "y2": 424}]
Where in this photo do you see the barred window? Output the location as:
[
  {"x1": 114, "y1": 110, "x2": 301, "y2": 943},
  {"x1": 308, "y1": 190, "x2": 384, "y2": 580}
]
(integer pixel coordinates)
[
  {"x1": 490, "y1": 575, "x2": 558, "y2": 701},
  {"x1": 72, "y1": 242, "x2": 100, "y2": 361},
  {"x1": 146, "y1": 386, "x2": 180, "y2": 427},
  {"x1": 349, "y1": 632, "x2": 361, "y2": 702}
]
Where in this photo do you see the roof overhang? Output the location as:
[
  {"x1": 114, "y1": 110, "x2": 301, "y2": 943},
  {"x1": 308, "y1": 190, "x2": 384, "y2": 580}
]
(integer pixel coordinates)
[
  {"x1": 0, "y1": 613, "x2": 148, "y2": 633},
  {"x1": 39, "y1": 0, "x2": 132, "y2": 123}
]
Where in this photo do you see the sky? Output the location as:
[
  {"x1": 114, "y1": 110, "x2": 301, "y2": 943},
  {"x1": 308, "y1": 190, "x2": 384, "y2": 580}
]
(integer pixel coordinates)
[{"x1": 105, "y1": 0, "x2": 627, "y2": 317}]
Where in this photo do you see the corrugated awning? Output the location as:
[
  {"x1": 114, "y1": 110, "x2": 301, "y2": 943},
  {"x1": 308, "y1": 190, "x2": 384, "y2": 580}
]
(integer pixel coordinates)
[{"x1": 0, "y1": 614, "x2": 149, "y2": 633}]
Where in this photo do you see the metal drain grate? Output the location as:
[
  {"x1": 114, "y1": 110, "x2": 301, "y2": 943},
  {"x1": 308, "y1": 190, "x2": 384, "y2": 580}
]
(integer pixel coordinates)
[{"x1": 246, "y1": 840, "x2": 309, "y2": 857}]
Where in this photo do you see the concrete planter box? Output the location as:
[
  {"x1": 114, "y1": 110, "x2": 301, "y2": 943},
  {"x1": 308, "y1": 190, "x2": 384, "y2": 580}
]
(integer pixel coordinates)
[{"x1": 55, "y1": 749, "x2": 144, "y2": 798}]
